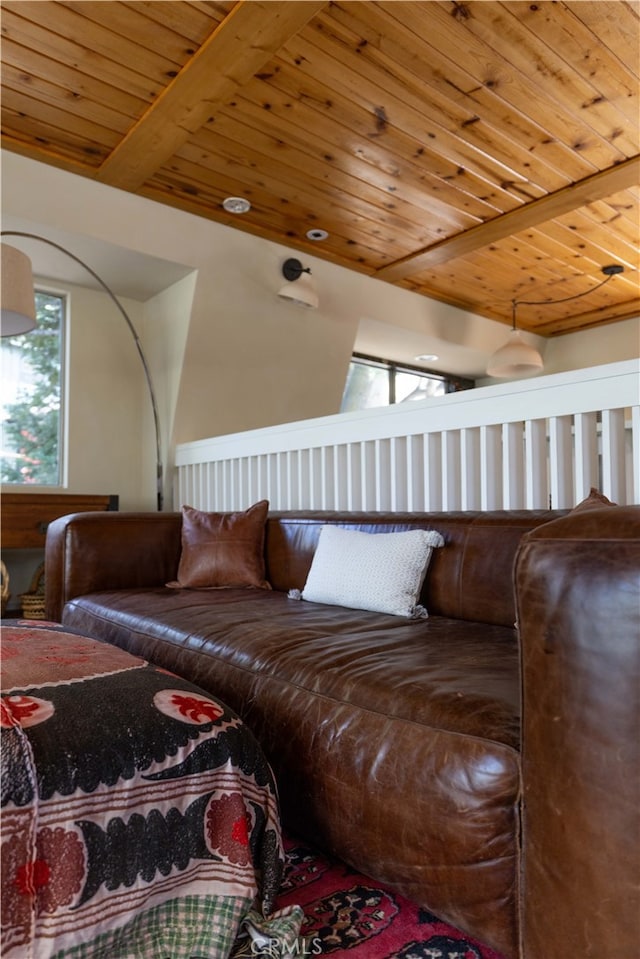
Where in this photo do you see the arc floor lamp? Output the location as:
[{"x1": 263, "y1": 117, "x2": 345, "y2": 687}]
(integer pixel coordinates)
[{"x1": 1, "y1": 232, "x2": 164, "y2": 511}]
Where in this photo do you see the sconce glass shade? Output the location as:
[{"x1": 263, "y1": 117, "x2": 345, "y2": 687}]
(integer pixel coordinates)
[
  {"x1": 277, "y1": 272, "x2": 319, "y2": 309},
  {"x1": 486, "y1": 329, "x2": 544, "y2": 378},
  {"x1": 1, "y1": 243, "x2": 37, "y2": 336}
]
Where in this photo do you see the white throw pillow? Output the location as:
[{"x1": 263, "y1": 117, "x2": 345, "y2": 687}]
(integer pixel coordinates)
[{"x1": 293, "y1": 525, "x2": 444, "y2": 618}]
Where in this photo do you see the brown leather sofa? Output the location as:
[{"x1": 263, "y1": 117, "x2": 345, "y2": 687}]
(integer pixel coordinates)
[{"x1": 44, "y1": 505, "x2": 640, "y2": 959}]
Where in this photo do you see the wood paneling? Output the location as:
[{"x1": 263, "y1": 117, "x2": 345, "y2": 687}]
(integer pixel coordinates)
[{"x1": 1, "y1": 0, "x2": 638, "y2": 334}]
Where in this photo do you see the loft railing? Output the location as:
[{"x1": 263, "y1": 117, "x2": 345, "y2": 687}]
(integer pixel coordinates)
[{"x1": 174, "y1": 360, "x2": 640, "y2": 513}]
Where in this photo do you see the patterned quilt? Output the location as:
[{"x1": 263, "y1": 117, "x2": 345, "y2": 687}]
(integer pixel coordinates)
[{"x1": 1, "y1": 622, "x2": 301, "y2": 959}]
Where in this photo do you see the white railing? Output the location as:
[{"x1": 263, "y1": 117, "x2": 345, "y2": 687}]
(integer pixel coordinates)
[{"x1": 175, "y1": 360, "x2": 640, "y2": 512}]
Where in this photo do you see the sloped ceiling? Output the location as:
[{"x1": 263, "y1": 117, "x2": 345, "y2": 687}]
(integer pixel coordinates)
[{"x1": 1, "y1": 0, "x2": 639, "y2": 336}]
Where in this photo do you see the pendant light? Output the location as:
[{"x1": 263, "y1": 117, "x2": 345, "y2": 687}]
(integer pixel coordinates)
[
  {"x1": 486, "y1": 301, "x2": 544, "y2": 378},
  {"x1": 487, "y1": 265, "x2": 625, "y2": 378}
]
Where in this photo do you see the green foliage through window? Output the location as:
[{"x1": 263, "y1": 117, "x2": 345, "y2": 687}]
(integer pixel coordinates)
[{"x1": 1, "y1": 291, "x2": 64, "y2": 485}]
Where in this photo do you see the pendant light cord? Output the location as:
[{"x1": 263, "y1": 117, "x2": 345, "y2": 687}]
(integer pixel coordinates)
[{"x1": 511, "y1": 267, "x2": 621, "y2": 331}]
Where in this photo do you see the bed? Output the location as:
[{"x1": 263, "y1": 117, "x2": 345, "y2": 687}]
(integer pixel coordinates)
[{"x1": 1, "y1": 622, "x2": 300, "y2": 959}]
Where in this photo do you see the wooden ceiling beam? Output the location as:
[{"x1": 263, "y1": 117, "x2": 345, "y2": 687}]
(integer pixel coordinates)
[
  {"x1": 375, "y1": 156, "x2": 640, "y2": 282},
  {"x1": 95, "y1": 0, "x2": 328, "y2": 192}
]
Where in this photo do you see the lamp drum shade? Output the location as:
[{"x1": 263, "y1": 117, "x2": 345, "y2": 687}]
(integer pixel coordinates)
[
  {"x1": 486, "y1": 329, "x2": 543, "y2": 378},
  {"x1": 1, "y1": 244, "x2": 37, "y2": 336}
]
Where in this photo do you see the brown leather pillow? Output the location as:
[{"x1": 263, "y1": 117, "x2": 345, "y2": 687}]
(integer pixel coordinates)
[
  {"x1": 570, "y1": 488, "x2": 617, "y2": 513},
  {"x1": 167, "y1": 500, "x2": 271, "y2": 589}
]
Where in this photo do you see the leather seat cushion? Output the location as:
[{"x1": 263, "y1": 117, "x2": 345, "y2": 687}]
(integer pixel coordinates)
[
  {"x1": 62, "y1": 587, "x2": 520, "y2": 749},
  {"x1": 62, "y1": 586, "x2": 521, "y2": 956}
]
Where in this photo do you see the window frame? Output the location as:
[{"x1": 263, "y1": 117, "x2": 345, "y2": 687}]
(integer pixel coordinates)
[{"x1": 341, "y1": 352, "x2": 474, "y2": 411}]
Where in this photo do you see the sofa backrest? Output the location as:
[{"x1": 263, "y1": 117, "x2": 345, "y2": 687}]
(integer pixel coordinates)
[
  {"x1": 45, "y1": 507, "x2": 565, "y2": 627},
  {"x1": 265, "y1": 510, "x2": 565, "y2": 627}
]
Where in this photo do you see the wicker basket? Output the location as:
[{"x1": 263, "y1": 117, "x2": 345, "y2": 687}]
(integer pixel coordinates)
[
  {"x1": 1, "y1": 560, "x2": 9, "y2": 617},
  {"x1": 21, "y1": 562, "x2": 46, "y2": 620}
]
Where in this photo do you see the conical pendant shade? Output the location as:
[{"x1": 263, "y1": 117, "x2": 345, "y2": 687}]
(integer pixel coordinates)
[{"x1": 486, "y1": 329, "x2": 543, "y2": 378}]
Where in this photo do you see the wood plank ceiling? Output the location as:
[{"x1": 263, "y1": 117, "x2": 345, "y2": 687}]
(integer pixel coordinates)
[{"x1": 1, "y1": 0, "x2": 639, "y2": 336}]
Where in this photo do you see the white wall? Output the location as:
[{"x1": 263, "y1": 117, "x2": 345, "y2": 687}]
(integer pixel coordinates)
[
  {"x1": 65, "y1": 283, "x2": 147, "y2": 508},
  {"x1": 141, "y1": 273, "x2": 197, "y2": 508},
  {"x1": 2, "y1": 150, "x2": 639, "y2": 514},
  {"x1": 168, "y1": 230, "x2": 360, "y2": 446},
  {"x1": 542, "y1": 316, "x2": 640, "y2": 374}
]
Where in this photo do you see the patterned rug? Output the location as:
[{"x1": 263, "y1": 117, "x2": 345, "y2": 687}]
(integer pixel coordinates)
[{"x1": 274, "y1": 833, "x2": 508, "y2": 959}]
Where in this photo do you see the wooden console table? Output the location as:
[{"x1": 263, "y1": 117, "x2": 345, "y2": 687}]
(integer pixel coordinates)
[{"x1": 1, "y1": 492, "x2": 118, "y2": 550}]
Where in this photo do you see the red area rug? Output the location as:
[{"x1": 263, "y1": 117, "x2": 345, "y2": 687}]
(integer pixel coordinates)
[{"x1": 275, "y1": 833, "x2": 508, "y2": 959}]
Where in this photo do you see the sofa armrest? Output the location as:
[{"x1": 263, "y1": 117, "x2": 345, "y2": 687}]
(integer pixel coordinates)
[
  {"x1": 45, "y1": 511, "x2": 182, "y2": 622},
  {"x1": 515, "y1": 505, "x2": 640, "y2": 958}
]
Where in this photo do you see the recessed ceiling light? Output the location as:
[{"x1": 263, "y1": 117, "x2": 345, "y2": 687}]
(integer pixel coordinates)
[
  {"x1": 415, "y1": 353, "x2": 439, "y2": 363},
  {"x1": 306, "y1": 229, "x2": 329, "y2": 241},
  {"x1": 223, "y1": 196, "x2": 251, "y2": 214}
]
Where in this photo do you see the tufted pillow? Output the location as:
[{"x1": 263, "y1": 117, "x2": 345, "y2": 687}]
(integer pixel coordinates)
[
  {"x1": 167, "y1": 500, "x2": 271, "y2": 589},
  {"x1": 291, "y1": 525, "x2": 444, "y2": 618}
]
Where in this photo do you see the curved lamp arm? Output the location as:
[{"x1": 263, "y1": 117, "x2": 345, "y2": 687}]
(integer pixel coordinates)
[{"x1": 1, "y1": 231, "x2": 163, "y2": 511}]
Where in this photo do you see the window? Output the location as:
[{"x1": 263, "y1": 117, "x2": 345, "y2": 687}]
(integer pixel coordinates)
[
  {"x1": 341, "y1": 353, "x2": 473, "y2": 412},
  {"x1": 1, "y1": 290, "x2": 65, "y2": 485}
]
